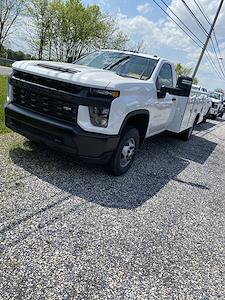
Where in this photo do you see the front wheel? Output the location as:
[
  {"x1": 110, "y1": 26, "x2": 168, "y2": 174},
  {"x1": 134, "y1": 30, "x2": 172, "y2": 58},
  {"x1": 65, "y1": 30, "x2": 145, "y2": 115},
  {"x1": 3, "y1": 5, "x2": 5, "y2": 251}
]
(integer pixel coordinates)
[{"x1": 108, "y1": 127, "x2": 140, "y2": 176}]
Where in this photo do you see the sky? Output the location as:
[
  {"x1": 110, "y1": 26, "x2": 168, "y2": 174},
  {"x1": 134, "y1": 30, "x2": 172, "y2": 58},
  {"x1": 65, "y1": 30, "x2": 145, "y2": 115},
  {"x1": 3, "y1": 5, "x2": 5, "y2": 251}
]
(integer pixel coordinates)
[{"x1": 12, "y1": 0, "x2": 225, "y2": 91}]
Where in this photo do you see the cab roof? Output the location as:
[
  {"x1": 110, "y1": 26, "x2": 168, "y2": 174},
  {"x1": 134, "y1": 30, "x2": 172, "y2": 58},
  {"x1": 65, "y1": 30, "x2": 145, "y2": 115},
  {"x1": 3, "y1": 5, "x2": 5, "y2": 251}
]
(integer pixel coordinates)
[{"x1": 101, "y1": 49, "x2": 160, "y2": 61}]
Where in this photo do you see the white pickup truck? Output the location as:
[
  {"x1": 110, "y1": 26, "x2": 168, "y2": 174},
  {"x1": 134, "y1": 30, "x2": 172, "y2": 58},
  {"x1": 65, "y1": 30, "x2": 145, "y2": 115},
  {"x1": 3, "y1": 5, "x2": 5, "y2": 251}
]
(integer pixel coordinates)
[
  {"x1": 5, "y1": 50, "x2": 207, "y2": 175},
  {"x1": 208, "y1": 91, "x2": 224, "y2": 120}
]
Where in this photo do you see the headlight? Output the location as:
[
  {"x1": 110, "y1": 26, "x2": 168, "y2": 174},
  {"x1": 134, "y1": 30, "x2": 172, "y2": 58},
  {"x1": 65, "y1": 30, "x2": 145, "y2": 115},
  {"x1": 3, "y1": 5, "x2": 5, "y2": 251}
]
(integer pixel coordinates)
[
  {"x1": 90, "y1": 88, "x2": 120, "y2": 99},
  {"x1": 89, "y1": 107, "x2": 110, "y2": 128}
]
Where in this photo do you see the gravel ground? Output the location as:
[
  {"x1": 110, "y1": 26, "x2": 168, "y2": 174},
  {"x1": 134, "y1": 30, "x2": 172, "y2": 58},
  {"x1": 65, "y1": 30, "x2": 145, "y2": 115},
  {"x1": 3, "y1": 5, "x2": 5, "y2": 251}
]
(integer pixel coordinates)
[{"x1": 0, "y1": 119, "x2": 225, "y2": 299}]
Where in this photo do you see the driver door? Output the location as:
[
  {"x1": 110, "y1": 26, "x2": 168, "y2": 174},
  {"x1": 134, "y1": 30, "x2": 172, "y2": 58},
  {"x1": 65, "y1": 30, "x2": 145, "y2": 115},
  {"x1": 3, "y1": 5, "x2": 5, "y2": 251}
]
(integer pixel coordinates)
[{"x1": 150, "y1": 63, "x2": 176, "y2": 133}]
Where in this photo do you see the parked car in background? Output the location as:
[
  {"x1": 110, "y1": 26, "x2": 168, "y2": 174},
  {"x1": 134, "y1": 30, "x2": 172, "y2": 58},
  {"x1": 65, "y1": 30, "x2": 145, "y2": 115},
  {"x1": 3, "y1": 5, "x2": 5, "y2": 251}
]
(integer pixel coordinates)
[
  {"x1": 5, "y1": 50, "x2": 214, "y2": 175},
  {"x1": 191, "y1": 85, "x2": 212, "y2": 123},
  {"x1": 208, "y1": 91, "x2": 224, "y2": 120}
]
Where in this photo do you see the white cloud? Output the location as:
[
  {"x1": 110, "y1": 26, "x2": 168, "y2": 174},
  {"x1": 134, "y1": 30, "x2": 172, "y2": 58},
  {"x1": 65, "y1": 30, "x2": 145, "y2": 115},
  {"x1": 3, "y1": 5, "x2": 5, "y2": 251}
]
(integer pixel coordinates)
[{"x1": 137, "y1": 3, "x2": 152, "y2": 14}]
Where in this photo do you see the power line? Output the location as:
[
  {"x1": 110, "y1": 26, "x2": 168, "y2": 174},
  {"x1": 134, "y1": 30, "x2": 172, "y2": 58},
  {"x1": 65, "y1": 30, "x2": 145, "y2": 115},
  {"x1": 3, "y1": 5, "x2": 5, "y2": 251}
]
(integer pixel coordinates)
[
  {"x1": 159, "y1": 0, "x2": 205, "y2": 46},
  {"x1": 192, "y1": 0, "x2": 225, "y2": 77},
  {"x1": 181, "y1": 0, "x2": 225, "y2": 78},
  {"x1": 152, "y1": 0, "x2": 225, "y2": 81},
  {"x1": 151, "y1": 0, "x2": 204, "y2": 49},
  {"x1": 159, "y1": 0, "x2": 225, "y2": 78},
  {"x1": 194, "y1": 0, "x2": 225, "y2": 73},
  {"x1": 181, "y1": 0, "x2": 208, "y2": 36},
  {"x1": 192, "y1": 0, "x2": 224, "y2": 78},
  {"x1": 205, "y1": 51, "x2": 225, "y2": 81},
  {"x1": 194, "y1": 0, "x2": 211, "y2": 25},
  {"x1": 209, "y1": 38, "x2": 225, "y2": 77}
]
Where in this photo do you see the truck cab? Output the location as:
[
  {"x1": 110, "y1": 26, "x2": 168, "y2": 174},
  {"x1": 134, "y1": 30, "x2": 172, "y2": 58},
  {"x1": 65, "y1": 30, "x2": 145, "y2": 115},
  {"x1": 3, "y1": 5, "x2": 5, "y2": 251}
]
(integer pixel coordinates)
[{"x1": 5, "y1": 50, "x2": 205, "y2": 175}]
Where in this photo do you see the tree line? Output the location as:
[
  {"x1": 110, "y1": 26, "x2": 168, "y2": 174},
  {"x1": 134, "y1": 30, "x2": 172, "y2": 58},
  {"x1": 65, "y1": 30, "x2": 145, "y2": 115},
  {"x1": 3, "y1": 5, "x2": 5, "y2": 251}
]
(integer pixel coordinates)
[{"x1": 28, "y1": 0, "x2": 131, "y2": 61}]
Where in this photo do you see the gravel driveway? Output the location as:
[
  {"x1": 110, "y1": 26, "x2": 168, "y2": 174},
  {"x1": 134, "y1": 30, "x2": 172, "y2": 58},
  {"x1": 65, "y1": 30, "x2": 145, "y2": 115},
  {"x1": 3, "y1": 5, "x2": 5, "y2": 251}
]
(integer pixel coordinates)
[{"x1": 0, "y1": 120, "x2": 225, "y2": 299}]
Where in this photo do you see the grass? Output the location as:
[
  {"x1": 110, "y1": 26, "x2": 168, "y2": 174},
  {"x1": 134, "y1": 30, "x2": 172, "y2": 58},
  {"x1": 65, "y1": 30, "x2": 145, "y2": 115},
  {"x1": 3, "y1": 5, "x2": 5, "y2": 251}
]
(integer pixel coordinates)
[
  {"x1": 0, "y1": 76, "x2": 11, "y2": 134},
  {"x1": 0, "y1": 62, "x2": 12, "y2": 67}
]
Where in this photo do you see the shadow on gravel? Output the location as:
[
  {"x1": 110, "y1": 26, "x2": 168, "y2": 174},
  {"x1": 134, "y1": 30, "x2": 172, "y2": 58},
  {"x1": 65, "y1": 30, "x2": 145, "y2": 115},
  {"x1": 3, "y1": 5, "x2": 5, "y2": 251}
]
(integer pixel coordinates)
[
  {"x1": 9, "y1": 129, "x2": 217, "y2": 209},
  {"x1": 195, "y1": 122, "x2": 217, "y2": 131},
  {"x1": 195, "y1": 119, "x2": 225, "y2": 132}
]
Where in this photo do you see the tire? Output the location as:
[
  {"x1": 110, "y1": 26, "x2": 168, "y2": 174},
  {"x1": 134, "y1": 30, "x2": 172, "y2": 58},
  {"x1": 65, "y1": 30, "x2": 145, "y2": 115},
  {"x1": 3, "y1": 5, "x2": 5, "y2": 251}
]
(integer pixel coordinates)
[
  {"x1": 202, "y1": 116, "x2": 207, "y2": 123},
  {"x1": 108, "y1": 126, "x2": 140, "y2": 176},
  {"x1": 179, "y1": 125, "x2": 194, "y2": 141}
]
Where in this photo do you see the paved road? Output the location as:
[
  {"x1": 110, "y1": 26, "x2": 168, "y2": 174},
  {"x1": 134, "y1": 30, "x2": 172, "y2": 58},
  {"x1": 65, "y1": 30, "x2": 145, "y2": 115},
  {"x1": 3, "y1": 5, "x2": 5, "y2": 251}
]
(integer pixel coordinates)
[
  {"x1": 0, "y1": 120, "x2": 225, "y2": 299},
  {"x1": 0, "y1": 66, "x2": 12, "y2": 76}
]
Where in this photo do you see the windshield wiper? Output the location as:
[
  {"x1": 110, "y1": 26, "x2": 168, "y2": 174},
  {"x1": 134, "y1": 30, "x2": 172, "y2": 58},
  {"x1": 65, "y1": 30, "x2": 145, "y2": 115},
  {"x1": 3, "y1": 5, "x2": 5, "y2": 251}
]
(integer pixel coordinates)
[
  {"x1": 103, "y1": 55, "x2": 131, "y2": 70},
  {"x1": 115, "y1": 72, "x2": 139, "y2": 80}
]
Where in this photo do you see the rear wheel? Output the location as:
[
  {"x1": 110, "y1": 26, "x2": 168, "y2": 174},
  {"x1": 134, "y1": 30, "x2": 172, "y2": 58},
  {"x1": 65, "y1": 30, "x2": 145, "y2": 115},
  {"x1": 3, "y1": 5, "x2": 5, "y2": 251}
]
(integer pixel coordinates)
[
  {"x1": 108, "y1": 126, "x2": 140, "y2": 176},
  {"x1": 179, "y1": 115, "x2": 199, "y2": 141},
  {"x1": 202, "y1": 116, "x2": 207, "y2": 123},
  {"x1": 179, "y1": 124, "x2": 194, "y2": 141}
]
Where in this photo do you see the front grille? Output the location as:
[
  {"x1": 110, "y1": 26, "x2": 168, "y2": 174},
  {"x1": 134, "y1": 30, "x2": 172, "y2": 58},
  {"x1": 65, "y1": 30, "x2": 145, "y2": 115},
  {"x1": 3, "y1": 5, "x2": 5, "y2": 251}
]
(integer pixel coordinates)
[
  {"x1": 11, "y1": 71, "x2": 81, "y2": 123},
  {"x1": 13, "y1": 86, "x2": 78, "y2": 123}
]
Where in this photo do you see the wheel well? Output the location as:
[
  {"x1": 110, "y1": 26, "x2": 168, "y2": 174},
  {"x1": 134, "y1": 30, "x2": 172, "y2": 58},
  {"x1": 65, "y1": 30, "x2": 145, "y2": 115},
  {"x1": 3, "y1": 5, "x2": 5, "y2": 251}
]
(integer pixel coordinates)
[{"x1": 122, "y1": 113, "x2": 149, "y2": 147}]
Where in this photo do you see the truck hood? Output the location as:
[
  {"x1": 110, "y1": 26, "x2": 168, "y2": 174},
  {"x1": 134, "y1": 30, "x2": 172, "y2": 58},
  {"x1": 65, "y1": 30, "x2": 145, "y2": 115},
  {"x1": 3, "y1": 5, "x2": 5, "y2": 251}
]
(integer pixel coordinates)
[{"x1": 12, "y1": 60, "x2": 145, "y2": 90}]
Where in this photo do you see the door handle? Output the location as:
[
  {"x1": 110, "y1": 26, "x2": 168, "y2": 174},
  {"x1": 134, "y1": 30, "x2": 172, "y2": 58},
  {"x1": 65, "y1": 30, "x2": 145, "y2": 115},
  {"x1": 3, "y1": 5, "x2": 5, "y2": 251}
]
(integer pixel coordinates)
[{"x1": 172, "y1": 98, "x2": 176, "y2": 101}]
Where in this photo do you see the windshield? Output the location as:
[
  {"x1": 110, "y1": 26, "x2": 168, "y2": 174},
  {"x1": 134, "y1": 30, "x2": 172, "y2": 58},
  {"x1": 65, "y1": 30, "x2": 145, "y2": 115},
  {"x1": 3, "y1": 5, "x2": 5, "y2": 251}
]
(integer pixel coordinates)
[
  {"x1": 74, "y1": 51, "x2": 158, "y2": 80},
  {"x1": 210, "y1": 93, "x2": 221, "y2": 100}
]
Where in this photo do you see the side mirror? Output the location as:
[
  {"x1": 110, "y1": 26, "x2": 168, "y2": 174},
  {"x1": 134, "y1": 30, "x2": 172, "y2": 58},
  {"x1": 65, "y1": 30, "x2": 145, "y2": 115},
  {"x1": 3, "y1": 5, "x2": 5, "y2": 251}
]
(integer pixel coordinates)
[
  {"x1": 157, "y1": 76, "x2": 193, "y2": 98},
  {"x1": 176, "y1": 76, "x2": 193, "y2": 97}
]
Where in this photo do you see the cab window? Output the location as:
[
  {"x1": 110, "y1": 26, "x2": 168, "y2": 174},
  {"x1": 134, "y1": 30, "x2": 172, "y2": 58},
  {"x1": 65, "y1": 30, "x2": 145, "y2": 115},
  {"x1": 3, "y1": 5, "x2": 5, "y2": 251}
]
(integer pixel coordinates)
[{"x1": 156, "y1": 63, "x2": 173, "y2": 90}]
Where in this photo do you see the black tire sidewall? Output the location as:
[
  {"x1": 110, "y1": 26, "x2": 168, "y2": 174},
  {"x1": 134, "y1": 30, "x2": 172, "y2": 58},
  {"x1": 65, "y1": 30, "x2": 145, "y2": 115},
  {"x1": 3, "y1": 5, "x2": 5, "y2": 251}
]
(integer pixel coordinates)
[
  {"x1": 180, "y1": 124, "x2": 194, "y2": 141},
  {"x1": 109, "y1": 127, "x2": 140, "y2": 176}
]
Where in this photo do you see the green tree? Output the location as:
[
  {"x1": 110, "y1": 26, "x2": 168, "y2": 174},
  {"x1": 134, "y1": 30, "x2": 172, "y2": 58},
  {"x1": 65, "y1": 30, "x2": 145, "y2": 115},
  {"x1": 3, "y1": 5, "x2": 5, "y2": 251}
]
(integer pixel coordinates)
[
  {"x1": 176, "y1": 63, "x2": 199, "y2": 85},
  {"x1": 28, "y1": 0, "x2": 129, "y2": 61},
  {"x1": 0, "y1": 0, "x2": 25, "y2": 54},
  {"x1": 98, "y1": 16, "x2": 129, "y2": 51},
  {"x1": 27, "y1": 0, "x2": 53, "y2": 60}
]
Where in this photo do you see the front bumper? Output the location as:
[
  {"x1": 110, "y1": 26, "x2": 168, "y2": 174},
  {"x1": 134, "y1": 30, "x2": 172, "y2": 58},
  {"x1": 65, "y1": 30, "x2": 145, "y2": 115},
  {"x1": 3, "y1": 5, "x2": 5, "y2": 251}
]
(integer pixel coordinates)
[{"x1": 5, "y1": 103, "x2": 119, "y2": 164}]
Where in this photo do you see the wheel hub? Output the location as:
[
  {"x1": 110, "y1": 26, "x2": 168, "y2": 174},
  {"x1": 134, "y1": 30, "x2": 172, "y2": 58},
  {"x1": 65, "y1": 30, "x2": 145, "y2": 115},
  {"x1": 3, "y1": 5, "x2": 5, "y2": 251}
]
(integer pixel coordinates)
[{"x1": 120, "y1": 138, "x2": 136, "y2": 168}]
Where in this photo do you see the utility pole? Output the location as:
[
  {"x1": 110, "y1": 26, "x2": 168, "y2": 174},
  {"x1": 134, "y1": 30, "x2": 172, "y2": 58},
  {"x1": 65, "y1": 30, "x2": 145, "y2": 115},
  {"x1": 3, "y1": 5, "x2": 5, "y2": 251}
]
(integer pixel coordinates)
[{"x1": 192, "y1": 0, "x2": 224, "y2": 78}]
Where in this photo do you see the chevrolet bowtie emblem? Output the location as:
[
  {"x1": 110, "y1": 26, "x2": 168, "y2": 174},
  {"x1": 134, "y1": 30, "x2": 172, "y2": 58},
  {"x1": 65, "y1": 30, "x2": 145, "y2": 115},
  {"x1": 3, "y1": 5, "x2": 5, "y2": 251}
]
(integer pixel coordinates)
[{"x1": 63, "y1": 106, "x2": 72, "y2": 111}]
